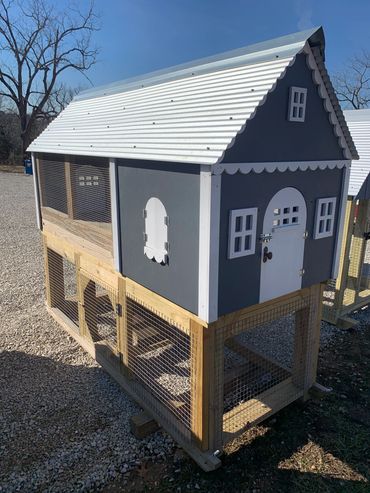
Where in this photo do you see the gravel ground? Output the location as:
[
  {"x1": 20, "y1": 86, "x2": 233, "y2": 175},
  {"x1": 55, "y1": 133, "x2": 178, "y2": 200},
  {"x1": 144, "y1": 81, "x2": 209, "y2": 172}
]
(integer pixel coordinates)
[
  {"x1": 0, "y1": 171, "x2": 364, "y2": 492},
  {"x1": 0, "y1": 172, "x2": 174, "y2": 492}
]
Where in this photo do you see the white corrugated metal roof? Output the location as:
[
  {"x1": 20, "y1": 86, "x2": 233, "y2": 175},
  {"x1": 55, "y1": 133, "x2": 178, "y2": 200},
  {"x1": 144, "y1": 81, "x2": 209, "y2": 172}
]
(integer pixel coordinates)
[
  {"x1": 345, "y1": 109, "x2": 370, "y2": 197},
  {"x1": 28, "y1": 27, "x2": 356, "y2": 164}
]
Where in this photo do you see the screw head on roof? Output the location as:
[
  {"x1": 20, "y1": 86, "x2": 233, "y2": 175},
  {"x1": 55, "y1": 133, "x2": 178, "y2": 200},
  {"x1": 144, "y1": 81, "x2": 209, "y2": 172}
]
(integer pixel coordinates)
[
  {"x1": 229, "y1": 116, "x2": 233, "y2": 120},
  {"x1": 107, "y1": 125, "x2": 110, "y2": 128},
  {"x1": 207, "y1": 147, "x2": 210, "y2": 150},
  {"x1": 133, "y1": 145, "x2": 136, "y2": 148}
]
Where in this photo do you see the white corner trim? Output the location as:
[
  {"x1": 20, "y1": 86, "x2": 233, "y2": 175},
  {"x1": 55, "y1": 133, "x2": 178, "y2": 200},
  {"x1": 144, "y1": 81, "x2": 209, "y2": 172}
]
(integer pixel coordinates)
[
  {"x1": 198, "y1": 166, "x2": 221, "y2": 323},
  {"x1": 212, "y1": 160, "x2": 350, "y2": 175},
  {"x1": 303, "y1": 43, "x2": 352, "y2": 160},
  {"x1": 109, "y1": 158, "x2": 122, "y2": 273},
  {"x1": 31, "y1": 153, "x2": 42, "y2": 230},
  {"x1": 332, "y1": 164, "x2": 351, "y2": 278}
]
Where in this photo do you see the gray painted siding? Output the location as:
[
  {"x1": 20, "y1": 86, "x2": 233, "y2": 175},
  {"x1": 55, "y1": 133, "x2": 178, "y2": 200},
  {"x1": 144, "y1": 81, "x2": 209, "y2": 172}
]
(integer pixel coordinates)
[
  {"x1": 222, "y1": 54, "x2": 345, "y2": 163},
  {"x1": 117, "y1": 159, "x2": 200, "y2": 314},
  {"x1": 218, "y1": 167, "x2": 344, "y2": 316}
]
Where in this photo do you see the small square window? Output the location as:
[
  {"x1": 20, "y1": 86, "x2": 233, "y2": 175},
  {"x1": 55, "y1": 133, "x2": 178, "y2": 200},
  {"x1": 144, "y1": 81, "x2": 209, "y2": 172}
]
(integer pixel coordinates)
[
  {"x1": 288, "y1": 87, "x2": 307, "y2": 123},
  {"x1": 273, "y1": 219, "x2": 280, "y2": 227},
  {"x1": 283, "y1": 207, "x2": 290, "y2": 214},
  {"x1": 292, "y1": 216, "x2": 298, "y2": 223},
  {"x1": 283, "y1": 218, "x2": 289, "y2": 225},
  {"x1": 274, "y1": 208, "x2": 280, "y2": 215},
  {"x1": 293, "y1": 206, "x2": 299, "y2": 213},
  {"x1": 228, "y1": 207, "x2": 258, "y2": 259},
  {"x1": 314, "y1": 197, "x2": 337, "y2": 239}
]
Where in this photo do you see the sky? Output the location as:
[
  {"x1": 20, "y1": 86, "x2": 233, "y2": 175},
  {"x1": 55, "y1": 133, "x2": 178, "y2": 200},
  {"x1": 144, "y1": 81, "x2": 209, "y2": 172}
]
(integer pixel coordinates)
[{"x1": 67, "y1": 0, "x2": 370, "y2": 90}]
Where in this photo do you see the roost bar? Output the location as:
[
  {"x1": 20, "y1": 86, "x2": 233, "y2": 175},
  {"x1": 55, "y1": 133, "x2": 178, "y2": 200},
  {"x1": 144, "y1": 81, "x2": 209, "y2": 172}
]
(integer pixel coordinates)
[{"x1": 29, "y1": 26, "x2": 357, "y2": 471}]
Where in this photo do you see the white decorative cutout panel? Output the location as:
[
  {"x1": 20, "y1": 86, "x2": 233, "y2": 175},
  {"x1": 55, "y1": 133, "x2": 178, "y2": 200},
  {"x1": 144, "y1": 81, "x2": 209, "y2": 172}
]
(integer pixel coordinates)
[
  {"x1": 314, "y1": 197, "x2": 337, "y2": 239},
  {"x1": 228, "y1": 207, "x2": 257, "y2": 259},
  {"x1": 144, "y1": 197, "x2": 168, "y2": 264},
  {"x1": 288, "y1": 86, "x2": 307, "y2": 122}
]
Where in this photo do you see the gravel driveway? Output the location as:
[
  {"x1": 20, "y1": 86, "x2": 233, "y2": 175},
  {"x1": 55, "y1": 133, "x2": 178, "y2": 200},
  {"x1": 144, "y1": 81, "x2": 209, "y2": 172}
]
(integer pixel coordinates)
[{"x1": 0, "y1": 172, "x2": 173, "y2": 492}]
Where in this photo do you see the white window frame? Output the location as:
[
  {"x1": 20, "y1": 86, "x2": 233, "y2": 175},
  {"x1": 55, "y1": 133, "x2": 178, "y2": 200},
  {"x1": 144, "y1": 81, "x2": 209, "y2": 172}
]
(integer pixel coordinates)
[
  {"x1": 228, "y1": 207, "x2": 258, "y2": 259},
  {"x1": 288, "y1": 86, "x2": 307, "y2": 122},
  {"x1": 314, "y1": 197, "x2": 337, "y2": 239}
]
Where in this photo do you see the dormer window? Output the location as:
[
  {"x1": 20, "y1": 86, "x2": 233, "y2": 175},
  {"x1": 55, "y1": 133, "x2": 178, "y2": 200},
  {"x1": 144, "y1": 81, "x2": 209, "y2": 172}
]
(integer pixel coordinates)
[
  {"x1": 288, "y1": 87, "x2": 307, "y2": 122},
  {"x1": 144, "y1": 197, "x2": 169, "y2": 264}
]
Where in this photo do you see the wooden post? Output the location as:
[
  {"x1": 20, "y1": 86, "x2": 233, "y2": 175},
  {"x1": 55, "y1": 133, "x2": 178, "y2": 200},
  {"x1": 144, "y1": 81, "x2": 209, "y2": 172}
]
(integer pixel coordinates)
[
  {"x1": 344, "y1": 200, "x2": 369, "y2": 306},
  {"x1": 44, "y1": 236, "x2": 64, "y2": 308},
  {"x1": 293, "y1": 284, "x2": 323, "y2": 400},
  {"x1": 333, "y1": 199, "x2": 356, "y2": 318},
  {"x1": 64, "y1": 159, "x2": 75, "y2": 219},
  {"x1": 118, "y1": 276, "x2": 129, "y2": 375},
  {"x1": 190, "y1": 320, "x2": 214, "y2": 451}
]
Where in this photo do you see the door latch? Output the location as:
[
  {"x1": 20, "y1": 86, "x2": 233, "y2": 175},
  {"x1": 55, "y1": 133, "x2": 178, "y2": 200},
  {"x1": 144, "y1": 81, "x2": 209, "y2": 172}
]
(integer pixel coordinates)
[
  {"x1": 263, "y1": 246, "x2": 273, "y2": 263},
  {"x1": 260, "y1": 233, "x2": 272, "y2": 243}
]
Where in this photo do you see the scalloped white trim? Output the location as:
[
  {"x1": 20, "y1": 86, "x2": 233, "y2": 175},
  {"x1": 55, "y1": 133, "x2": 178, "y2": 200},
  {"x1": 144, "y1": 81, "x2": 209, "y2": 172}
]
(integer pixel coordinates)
[
  {"x1": 303, "y1": 43, "x2": 352, "y2": 160},
  {"x1": 212, "y1": 160, "x2": 350, "y2": 175},
  {"x1": 144, "y1": 246, "x2": 167, "y2": 264}
]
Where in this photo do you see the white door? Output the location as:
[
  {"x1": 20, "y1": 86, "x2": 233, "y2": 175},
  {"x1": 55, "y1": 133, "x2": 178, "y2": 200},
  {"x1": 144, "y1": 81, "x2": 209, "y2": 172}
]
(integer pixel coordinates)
[{"x1": 259, "y1": 187, "x2": 307, "y2": 303}]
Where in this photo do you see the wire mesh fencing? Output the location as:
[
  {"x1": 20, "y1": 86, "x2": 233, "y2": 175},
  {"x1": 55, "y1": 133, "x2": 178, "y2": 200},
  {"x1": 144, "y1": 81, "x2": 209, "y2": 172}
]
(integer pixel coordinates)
[
  {"x1": 37, "y1": 154, "x2": 112, "y2": 252},
  {"x1": 46, "y1": 248, "x2": 79, "y2": 332},
  {"x1": 81, "y1": 274, "x2": 119, "y2": 357},
  {"x1": 125, "y1": 295, "x2": 192, "y2": 434},
  {"x1": 209, "y1": 287, "x2": 320, "y2": 447}
]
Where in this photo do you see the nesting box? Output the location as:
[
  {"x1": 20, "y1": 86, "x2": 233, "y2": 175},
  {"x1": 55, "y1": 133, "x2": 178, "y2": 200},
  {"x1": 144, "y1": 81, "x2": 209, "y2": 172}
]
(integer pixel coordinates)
[
  {"x1": 323, "y1": 109, "x2": 370, "y2": 327},
  {"x1": 29, "y1": 26, "x2": 357, "y2": 470}
]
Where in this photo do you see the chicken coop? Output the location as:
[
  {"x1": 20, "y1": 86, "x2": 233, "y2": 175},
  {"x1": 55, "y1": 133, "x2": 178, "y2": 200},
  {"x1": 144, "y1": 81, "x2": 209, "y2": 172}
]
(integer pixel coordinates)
[
  {"x1": 29, "y1": 27, "x2": 357, "y2": 471},
  {"x1": 323, "y1": 109, "x2": 370, "y2": 327}
]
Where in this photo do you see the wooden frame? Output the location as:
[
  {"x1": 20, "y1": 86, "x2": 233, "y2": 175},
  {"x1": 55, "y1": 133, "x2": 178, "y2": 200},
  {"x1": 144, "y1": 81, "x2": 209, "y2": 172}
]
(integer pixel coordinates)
[
  {"x1": 323, "y1": 198, "x2": 370, "y2": 327},
  {"x1": 42, "y1": 225, "x2": 324, "y2": 472}
]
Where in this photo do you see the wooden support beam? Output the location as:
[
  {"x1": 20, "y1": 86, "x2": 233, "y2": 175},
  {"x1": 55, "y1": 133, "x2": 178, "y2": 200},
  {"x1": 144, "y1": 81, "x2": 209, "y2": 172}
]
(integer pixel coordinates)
[
  {"x1": 190, "y1": 320, "x2": 214, "y2": 451},
  {"x1": 130, "y1": 411, "x2": 159, "y2": 439},
  {"x1": 44, "y1": 236, "x2": 64, "y2": 308},
  {"x1": 118, "y1": 276, "x2": 130, "y2": 375},
  {"x1": 64, "y1": 159, "x2": 75, "y2": 220},
  {"x1": 293, "y1": 284, "x2": 323, "y2": 400}
]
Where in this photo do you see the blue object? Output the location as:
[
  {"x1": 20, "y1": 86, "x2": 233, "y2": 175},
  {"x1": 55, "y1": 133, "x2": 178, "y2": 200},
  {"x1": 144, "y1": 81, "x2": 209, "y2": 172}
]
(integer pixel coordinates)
[{"x1": 24, "y1": 158, "x2": 32, "y2": 175}]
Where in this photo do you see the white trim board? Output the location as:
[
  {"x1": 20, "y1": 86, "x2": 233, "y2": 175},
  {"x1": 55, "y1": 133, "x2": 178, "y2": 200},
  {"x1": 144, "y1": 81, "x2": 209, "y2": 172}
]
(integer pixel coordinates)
[
  {"x1": 303, "y1": 43, "x2": 353, "y2": 160},
  {"x1": 31, "y1": 153, "x2": 42, "y2": 230},
  {"x1": 198, "y1": 166, "x2": 221, "y2": 323},
  {"x1": 212, "y1": 160, "x2": 350, "y2": 175},
  {"x1": 109, "y1": 159, "x2": 122, "y2": 273},
  {"x1": 332, "y1": 165, "x2": 351, "y2": 278}
]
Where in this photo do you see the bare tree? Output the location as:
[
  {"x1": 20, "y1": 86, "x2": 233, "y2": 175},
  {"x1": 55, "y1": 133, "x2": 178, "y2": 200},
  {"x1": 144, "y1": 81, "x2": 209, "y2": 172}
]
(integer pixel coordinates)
[
  {"x1": 333, "y1": 51, "x2": 370, "y2": 109},
  {"x1": 0, "y1": 0, "x2": 99, "y2": 157}
]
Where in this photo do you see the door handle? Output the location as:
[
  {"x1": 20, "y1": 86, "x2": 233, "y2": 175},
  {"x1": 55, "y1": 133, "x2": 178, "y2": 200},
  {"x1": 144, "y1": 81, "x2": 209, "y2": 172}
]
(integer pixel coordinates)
[{"x1": 263, "y1": 246, "x2": 273, "y2": 263}]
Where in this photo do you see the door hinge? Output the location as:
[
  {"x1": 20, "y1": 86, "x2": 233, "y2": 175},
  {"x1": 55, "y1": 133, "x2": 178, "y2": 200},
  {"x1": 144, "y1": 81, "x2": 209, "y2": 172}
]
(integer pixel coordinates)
[
  {"x1": 115, "y1": 303, "x2": 122, "y2": 316},
  {"x1": 299, "y1": 268, "x2": 305, "y2": 277}
]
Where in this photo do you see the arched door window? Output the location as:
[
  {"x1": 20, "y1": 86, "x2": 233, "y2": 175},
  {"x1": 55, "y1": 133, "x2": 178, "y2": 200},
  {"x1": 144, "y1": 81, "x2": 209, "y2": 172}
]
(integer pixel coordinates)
[{"x1": 144, "y1": 197, "x2": 169, "y2": 264}]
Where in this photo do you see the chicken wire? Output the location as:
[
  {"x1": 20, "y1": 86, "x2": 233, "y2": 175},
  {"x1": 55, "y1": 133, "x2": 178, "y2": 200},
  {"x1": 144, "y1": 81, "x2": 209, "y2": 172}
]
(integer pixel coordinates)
[
  {"x1": 211, "y1": 290, "x2": 317, "y2": 445},
  {"x1": 126, "y1": 295, "x2": 192, "y2": 432},
  {"x1": 82, "y1": 275, "x2": 118, "y2": 354},
  {"x1": 46, "y1": 248, "x2": 79, "y2": 332},
  {"x1": 37, "y1": 154, "x2": 112, "y2": 251}
]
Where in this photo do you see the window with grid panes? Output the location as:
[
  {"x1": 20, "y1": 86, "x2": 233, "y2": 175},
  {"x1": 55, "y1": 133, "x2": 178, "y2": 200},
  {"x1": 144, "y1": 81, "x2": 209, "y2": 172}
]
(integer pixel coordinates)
[
  {"x1": 314, "y1": 197, "x2": 337, "y2": 239},
  {"x1": 228, "y1": 208, "x2": 258, "y2": 259},
  {"x1": 288, "y1": 86, "x2": 307, "y2": 122}
]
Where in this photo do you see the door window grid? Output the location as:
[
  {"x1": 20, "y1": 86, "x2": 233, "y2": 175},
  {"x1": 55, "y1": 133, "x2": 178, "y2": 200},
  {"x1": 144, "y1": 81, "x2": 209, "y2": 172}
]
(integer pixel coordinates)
[
  {"x1": 228, "y1": 208, "x2": 258, "y2": 259},
  {"x1": 272, "y1": 205, "x2": 300, "y2": 227},
  {"x1": 79, "y1": 175, "x2": 99, "y2": 186},
  {"x1": 288, "y1": 87, "x2": 307, "y2": 122},
  {"x1": 314, "y1": 197, "x2": 337, "y2": 239}
]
